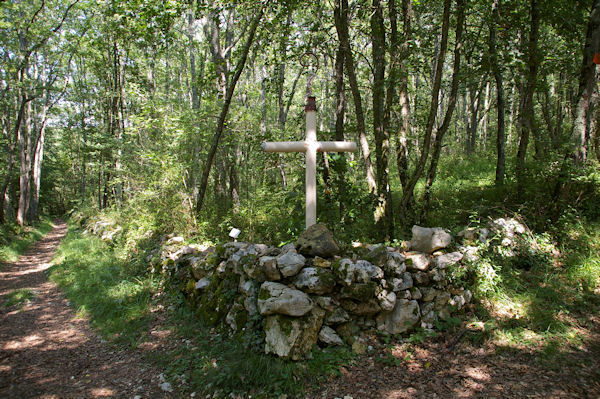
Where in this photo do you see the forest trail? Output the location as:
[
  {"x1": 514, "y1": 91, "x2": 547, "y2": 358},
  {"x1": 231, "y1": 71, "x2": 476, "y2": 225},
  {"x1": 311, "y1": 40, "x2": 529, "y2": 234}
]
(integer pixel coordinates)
[{"x1": 0, "y1": 222, "x2": 169, "y2": 398}]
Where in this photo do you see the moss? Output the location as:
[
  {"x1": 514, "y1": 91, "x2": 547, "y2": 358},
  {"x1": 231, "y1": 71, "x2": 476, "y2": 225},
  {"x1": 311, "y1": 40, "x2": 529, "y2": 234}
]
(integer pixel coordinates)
[
  {"x1": 315, "y1": 268, "x2": 336, "y2": 288},
  {"x1": 276, "y1": 314, "x2": 297, "y2": 337},
  {"x1": 331, "y1": 259, "x2": 342, "y2": 274},
  {"x1": 206, "y1": 252, "x2": 220, "y2": 269},
  {"x1": 365, "y1": 246, "x2": 388, "y2": 266},
  {"x1": 198, "y1": 272, "x2": 240, "y2": 326},
  {"x1": 184, "y1": 278, "x2": 196, "y2": 294},
  {"x1": 215, "y1": 244, "x2": 226, "y2": 258},
  {"x1": 340, "y1": 282, "x2": 377, "y2": 302},
  {"x1": 240, "y1": 253, "x2": 258, "y2": 266},
  {"x1": 258, "y1": 285, "x2": 270, "y2": 301}
]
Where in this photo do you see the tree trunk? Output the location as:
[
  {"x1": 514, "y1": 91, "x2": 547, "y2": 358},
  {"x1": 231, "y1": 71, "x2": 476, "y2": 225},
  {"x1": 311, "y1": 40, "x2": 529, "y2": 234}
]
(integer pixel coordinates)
[
  {"x1": 421, "y1": 0, "x2": 465, "y2": 221},
  {"x1": 400, "y1": 0, "x2": 451, "y2": 212},
  {"x1": 516, "y1": 0, "x2": 540, "y2": 197},
  {"x1": 17, "y1": 96, "x2": 32, "y2": 226},
  {"x1": 571, "y1": 0, "x2": 600, "y2": 163},
  {"x1": 371, "y1": 0, "x2": 392, "y2": 239},
  {"x1": 396, "y1": 0, "x2": 412, "y2": 192},
  {"x1": 334, "y1": 0, "x2": 377, "y2": 195},
  {"x1": 489, "y1": 0, "x2": 506, "y2": 186},
  {"x1": 334, "y1": 42, "x2": 345, "y2": 141},
  {"x1": 196, "y1": 7, "x2": 264, "y2": 213},
  {"x1": 29, "y1": 104, "x2": 47, "y2": 221}
]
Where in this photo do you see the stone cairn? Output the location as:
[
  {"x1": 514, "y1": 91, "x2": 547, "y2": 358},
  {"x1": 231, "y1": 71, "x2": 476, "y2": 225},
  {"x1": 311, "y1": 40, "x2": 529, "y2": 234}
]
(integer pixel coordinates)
[{"x1": 151, "y1": 223, "x2": 474, "y2": 360}]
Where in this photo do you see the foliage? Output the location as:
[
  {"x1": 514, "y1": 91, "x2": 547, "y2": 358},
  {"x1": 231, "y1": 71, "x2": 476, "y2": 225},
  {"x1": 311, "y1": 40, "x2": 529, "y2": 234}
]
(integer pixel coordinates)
[
  {"x1": 2, "y1": 288, "x2": 35, "y2": 309},
  {"x1": 0, "y1": 218, "x2": 54, "y2": 263}
]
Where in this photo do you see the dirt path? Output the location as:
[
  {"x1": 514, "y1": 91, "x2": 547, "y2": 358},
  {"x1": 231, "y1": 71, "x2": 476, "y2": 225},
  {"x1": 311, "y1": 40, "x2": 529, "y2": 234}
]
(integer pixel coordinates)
[
  {"x1": 310, "y1": 318, "x2": 600, "y2": 399},
  {"x1": 0, "y1": 221, "x2": 169, "y2": 399}
]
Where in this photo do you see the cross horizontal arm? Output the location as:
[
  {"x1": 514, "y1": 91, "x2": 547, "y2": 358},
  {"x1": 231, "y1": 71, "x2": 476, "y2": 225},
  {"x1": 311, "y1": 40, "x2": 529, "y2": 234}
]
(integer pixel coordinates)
[
  {"x1": 261, "y1": 141, "x2": 306, "y2": 153},
  {"x1": 317, "y1": 141, "x2": 357, "y2": 152},
  {"x1": 261, "y1": 141, "x2": 357, "y2": 153}
]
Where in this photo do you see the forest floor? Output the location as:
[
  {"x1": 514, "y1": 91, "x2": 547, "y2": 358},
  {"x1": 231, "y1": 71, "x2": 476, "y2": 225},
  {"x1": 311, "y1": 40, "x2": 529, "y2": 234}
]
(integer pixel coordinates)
[
  {"x1": 307, "y1": 319, "x2": 600, "y2": 399},
  {"x1": 1, "y1": 222, "x2": 599, "y2": 398},
  {"x1": 0, "y1": 221, "x2": 172, "y2": 399}
]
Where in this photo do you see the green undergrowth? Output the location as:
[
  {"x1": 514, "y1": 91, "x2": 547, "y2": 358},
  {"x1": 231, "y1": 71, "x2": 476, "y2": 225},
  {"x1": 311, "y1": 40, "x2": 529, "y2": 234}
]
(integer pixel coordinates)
[
  {"x1": 154, "y1": 296, "x2": 356, "y2": 398},
  {"x1": 1, "y1": 288, "x2": 36, "y2": 309},
  {"x1": 49, "y1": 225, "x2": 356, "y2": 397},
  {"x1": 0, "y1": 218, "x2": 54, "y2": 264},
  {"x1": 463, "y1": 218, "x2": 600, "y2": 365},
  {"x1": 49, "y1": 228, "x2": 158, "y2": 345}
]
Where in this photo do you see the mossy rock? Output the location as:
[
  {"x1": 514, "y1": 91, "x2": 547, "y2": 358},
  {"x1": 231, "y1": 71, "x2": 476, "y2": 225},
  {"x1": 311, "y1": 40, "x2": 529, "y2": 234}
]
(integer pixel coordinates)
[
  {"x1": 198, "y1": 271, "x2": 240, "y2": 325},
  {"x1": 364, "y1": 246, "x2": 388, "y2": 266},
  {"x1": 340, "y1": 282, "x2": 377, "y2": 302}
]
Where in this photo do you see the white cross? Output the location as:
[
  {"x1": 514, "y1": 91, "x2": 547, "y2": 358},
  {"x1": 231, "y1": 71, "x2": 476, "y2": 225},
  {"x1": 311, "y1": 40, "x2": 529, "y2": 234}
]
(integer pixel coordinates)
[{"x1": 262, "y1": 96, "x2": 357, "y2": 229}]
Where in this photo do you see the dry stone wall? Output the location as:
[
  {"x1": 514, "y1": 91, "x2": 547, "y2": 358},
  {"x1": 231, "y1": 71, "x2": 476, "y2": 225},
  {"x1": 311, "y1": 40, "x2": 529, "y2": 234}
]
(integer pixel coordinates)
[{"x1": 151, "y1": 224, "x2": 476, "y2": 360}]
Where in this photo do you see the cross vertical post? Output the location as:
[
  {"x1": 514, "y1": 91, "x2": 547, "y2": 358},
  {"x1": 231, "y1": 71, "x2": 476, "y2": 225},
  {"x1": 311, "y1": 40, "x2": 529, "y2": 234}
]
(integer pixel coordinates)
[
  {"x1": 305, "y1": 96, "x2": 317, "y2": 228},
  {"x1": 262, "y1": 96, "x2": 357, "y2": 229}
]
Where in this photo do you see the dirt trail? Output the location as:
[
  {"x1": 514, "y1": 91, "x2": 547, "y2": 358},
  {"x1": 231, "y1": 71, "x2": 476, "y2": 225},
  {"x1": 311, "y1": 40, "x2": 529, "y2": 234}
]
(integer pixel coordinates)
[{"x1": 0, "y1": 221, "x2": 168, "y2": 399}]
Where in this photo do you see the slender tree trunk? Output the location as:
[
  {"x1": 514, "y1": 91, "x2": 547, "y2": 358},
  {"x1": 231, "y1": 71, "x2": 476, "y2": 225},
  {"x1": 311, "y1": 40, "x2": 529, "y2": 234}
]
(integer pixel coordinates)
[
  {"x1": 421, "y1": 0, "x2": 465, "y2": 221},
  {"x1": 196, "y1": 7, "x2": 264, "y2": 213},
  {"x1": 400, "y1": 0, "x2": 451, "y2": 211},
  {"x1": 371, "y1": 0, "x2": 392, "y2": 238},
  {"x1": 334, "y1": 0, "x2": 377, "y2": 194},
  {"x1": 489, "y1": 0, "x2": 506, "y2": 186},
  {"x1": 571, "y1": 0, "x2": 600, "y2": 163},
  {"x1": 334, "y1": 43, "x2": 345, "y2": 142},
  {"x1": 17, "y1": 96, "x2": 32, "y2": 226},
  {"x1": 396, "y1": 0, "x2": 412, "y2": 192},
  {"x1": 188, "y1": 11, "x2": 199, "y2": 110},
  {"x1": 516, "y1": 0, "x2": 540, "y2": 197},
  {"x1": 29, "y1": 105, "x2": 47, "y2": 221}
]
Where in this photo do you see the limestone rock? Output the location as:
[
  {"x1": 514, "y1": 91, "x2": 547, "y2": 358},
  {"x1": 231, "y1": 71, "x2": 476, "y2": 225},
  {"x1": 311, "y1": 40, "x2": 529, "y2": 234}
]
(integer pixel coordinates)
[
  {"x1": 377, "y1": 299, "x2": 421, "y2": 334},
  {"x1": 277, "y1": 252, "x2": 306, "y2": 278},
  {"x1": 340, "y1": 298, "x2": 381, "y2": 316},
  {"x1": 167, "y1": 236, "x2": 184, "y2": 245},
  {"x1": 340, "y1": 282, "x2": 377, "y2": 302},
  {"x1": 375, "y1": 288, "x2": 396, "y2": 311},
  {"x1": 384, "y1": 252, "x2": 406, "y2": 276},
  {"x1": 355, "y1": 260, "x2": 384, "y2": 281},
  {"x1": 264, "y1": 308, "x2": 325, "y2": 360},
  {"x1": 314, "y1": 296, "x2": 334, "y2": 311},
  {"x1": 312, "y1": 256, "x2": 331, "y2": 268},
  {"x1": 225, "y1": 302, "x2": 246, "y2": 332},
  {"x1": 325, "y1": 307, "x2": 350, "y2": 325},
  {"x1": 364, "y1": 245, "x2": 389, "y2": 266},
  {"x1": 260, "y1": 256, "x2": 281, "y2": 281},
  {"x1": 241, "y1": 254, "x2": 264, "y2": 281},
  {"x1": 318, "y1": 326, "x2": 344, "y2": 346},
  {"x1": 195, "y1": 277, "x2": 211, "y2": 290},
  {"x1": 421, "y1": 287, "x2": 438, "y2": 302},
  {"x1": 412, "y1": 271, "x2": 430, "y2": 285},
  {"x1": 333, "y1": 259, "x2": 383, "y2": 286},
  {"x1": 280, "y1": 243, "x2": 297, "y2": 254},
  {"x1": 388, "y1": 272, "x2": 413, "y2": 292},
  {"x1": 429, "y1": 267, "x2": 446, "y2": 283},
  {"x1": 409, "y1": 287, "x2": 422, "y2": 300},
  {"x1": 432, "y1": 252, "x2": 463, "y2": 269},
  {"x1": 406, "y1": 253, "x2": 432, "y2": 271},
  {"x1": 409, "y1": 225, "x2": 452, "y2": 254},
  {"x1": 257, "y1": 282, "x2": 313, "y2": 316},
  {"x1": 296, "y1": 223, "x2": 340, "y2": 258},
  {"x1": 293, "y1": 267, "x2": 336, "y2": 295}
]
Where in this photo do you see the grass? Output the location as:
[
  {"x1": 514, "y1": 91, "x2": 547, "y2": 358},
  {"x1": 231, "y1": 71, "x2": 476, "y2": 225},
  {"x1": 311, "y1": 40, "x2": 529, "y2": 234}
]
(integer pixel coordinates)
[
  {"x1": 49, "y1": 228, "x2": 157, "y2": 345},
  {"x1": 2, "y1": 288, "x2": 35, "y2": 309},
  {"x1": 49, "y1": 225, "x2": 356, "y2": 397},
  {"x1": 0, "y1": 218, "x2": 54, "y2": 264}
]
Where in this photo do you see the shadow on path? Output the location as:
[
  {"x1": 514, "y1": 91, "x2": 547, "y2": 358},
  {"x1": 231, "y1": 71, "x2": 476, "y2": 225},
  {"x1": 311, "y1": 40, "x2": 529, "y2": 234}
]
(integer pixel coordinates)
[{"x1": 0, "y1": 221, "x2": 168, "y2": 398}]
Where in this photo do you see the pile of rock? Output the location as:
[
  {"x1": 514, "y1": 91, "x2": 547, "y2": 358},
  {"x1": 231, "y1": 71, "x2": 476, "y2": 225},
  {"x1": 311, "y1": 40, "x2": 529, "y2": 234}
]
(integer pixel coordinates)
[{"x1": 154, "y1": 224, "x2": 472, "y2": 360}]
